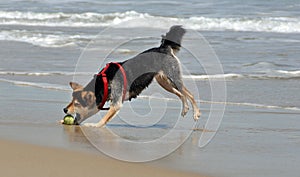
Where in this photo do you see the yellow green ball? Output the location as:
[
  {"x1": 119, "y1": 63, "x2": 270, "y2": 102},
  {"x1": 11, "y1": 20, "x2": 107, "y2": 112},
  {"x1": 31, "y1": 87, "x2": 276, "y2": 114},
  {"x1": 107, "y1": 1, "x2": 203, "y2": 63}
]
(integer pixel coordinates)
[{"x1": 63, "y1": 115, "x2": 74, "y2": 125}]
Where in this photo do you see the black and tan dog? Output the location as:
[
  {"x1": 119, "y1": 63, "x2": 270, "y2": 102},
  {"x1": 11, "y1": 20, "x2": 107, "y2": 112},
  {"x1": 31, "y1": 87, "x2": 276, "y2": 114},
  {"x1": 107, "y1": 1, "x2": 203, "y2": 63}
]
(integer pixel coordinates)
[{"x1": 63, "y1": 25, "x2": 201, "y2": 127}]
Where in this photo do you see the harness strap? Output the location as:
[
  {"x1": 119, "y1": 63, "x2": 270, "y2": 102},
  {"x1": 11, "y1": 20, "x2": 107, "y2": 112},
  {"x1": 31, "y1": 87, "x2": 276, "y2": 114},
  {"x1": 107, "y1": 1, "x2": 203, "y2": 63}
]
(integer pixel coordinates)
[
  {"x1": 111, "y1": 62, "x2": 127, "y2": 102},
  {"x1": 97, "y1": 63, "x2": 110, "y2": 110},
  {"x1": 97, "y1": 62, "x2": 127, "y2": 110}
]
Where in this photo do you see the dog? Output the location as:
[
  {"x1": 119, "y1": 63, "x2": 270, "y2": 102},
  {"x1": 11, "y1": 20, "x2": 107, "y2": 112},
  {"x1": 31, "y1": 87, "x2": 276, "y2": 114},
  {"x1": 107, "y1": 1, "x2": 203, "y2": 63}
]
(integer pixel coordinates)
[{"x1": 63, "y1": 25, "x2": 201, "y2": 127}]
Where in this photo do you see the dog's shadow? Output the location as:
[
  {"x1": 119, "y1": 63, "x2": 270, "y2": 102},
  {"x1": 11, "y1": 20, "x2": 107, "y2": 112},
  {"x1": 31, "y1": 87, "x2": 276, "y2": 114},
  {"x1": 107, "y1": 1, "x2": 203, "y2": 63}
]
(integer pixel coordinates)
[
  {"x1": 107, "y1": 123, "x2": 169, "y2": 129},
  {"x1": 62, "y1": 123, "x2": 171, "y2": 147}
]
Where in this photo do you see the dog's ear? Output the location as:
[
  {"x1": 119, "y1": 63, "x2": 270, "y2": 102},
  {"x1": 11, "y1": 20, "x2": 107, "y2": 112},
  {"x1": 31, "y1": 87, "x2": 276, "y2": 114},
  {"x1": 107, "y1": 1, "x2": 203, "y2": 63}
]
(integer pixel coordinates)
[
  {"x1": 84, "y1": 92, "x2": 96, "y2": 106},
  {"x1": 69, "y1": 82, "x2": 83, "y2": 90}
]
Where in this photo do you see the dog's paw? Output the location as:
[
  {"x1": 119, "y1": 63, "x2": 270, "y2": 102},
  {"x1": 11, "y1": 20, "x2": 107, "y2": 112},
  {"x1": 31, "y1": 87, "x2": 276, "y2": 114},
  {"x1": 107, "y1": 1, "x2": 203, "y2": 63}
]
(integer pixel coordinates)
[
  {"x1": 181, "y1": 105, "x2": 189, "y2": 117},
  {"x1": 83, "y1": 123, "x2": 105, "y2": 128},
  {"x1": 83, "y1": 123, "x2": 97, "y2": 127},
  {"x1": 193, "y1": 109, "x2": 201, "y2": 121}
]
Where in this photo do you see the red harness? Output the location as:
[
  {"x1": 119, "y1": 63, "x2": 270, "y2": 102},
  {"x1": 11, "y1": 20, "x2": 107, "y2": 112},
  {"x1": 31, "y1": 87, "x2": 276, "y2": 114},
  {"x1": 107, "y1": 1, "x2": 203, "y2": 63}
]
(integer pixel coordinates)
[{"x1": 97, "y1": 62, "x2": 127, "y2": 110}]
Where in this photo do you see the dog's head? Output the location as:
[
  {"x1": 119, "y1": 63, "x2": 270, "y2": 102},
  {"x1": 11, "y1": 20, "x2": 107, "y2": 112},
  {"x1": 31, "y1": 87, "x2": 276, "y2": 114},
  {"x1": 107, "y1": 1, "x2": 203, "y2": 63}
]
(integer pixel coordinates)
[{"x1": 63, "y1": 82, "x2": 99, "y2": 124}]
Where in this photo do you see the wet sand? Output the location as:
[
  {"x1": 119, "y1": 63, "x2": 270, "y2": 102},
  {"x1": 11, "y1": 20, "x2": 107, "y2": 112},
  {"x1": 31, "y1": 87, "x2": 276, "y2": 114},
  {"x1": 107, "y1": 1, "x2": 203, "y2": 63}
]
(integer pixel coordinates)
[
  {"x1": 0, "y1": 139, "x2": 207, "y2": 177},
  {"x1": 1, "y1": 79, "x2": 300, "y2": 177}
]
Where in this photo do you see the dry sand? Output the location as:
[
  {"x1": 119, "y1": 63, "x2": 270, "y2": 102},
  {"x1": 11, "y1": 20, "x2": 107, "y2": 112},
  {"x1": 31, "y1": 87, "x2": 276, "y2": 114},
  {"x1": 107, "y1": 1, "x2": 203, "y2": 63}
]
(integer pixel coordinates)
[{"x1": 0, "y1": 139, "x2": 207, "y2": 177}]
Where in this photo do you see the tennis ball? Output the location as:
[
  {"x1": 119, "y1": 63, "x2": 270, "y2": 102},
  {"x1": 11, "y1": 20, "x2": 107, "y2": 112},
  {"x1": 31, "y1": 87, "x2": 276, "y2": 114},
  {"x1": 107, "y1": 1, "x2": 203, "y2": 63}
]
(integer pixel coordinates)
[{"x1": 63, "y1": 115, "x2": 75, "y2": 125}]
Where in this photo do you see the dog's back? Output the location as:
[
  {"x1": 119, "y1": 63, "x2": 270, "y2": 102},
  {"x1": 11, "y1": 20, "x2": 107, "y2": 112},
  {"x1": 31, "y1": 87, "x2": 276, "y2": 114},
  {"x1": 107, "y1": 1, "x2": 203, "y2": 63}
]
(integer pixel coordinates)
[{"x1": 117, "y1": 26, "x2": 186, "y2": 100}]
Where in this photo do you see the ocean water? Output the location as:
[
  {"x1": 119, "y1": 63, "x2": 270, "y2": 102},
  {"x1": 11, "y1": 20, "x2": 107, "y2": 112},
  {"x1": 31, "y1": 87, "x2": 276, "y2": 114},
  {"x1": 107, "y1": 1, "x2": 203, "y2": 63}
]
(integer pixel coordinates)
[
  {"x1": 0, "y1": 0, "x2": 300, "y2": 177},
  {"x1": 1, "y1": 0, "x2": 299, "y2": 107}
]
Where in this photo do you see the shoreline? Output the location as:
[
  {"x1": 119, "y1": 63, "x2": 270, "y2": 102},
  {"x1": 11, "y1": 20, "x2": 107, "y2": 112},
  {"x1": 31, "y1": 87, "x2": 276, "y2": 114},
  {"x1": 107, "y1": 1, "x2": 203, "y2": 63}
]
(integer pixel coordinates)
[{"x1": 0, "y1": 139, "x2": 208, "y2": 177}]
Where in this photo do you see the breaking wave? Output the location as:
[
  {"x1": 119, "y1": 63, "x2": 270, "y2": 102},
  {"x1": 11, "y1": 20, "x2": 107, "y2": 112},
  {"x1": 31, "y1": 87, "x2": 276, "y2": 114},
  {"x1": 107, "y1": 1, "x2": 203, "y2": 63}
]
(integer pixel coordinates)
[
  {"x1": 1, "y1": 11, "x2": 300, "y2": 47},
  {"x1": 1, "y1": 10, "x2": 300, "y2": 33}
]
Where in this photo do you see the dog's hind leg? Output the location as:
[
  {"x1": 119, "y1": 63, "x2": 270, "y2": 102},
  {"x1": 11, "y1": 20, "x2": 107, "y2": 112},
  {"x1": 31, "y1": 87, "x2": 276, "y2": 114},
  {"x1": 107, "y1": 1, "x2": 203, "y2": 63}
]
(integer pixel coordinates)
[
  {"x1": 155, "y1": 74, "x2": 189, "y2": 117},
  {"x1": 182, "y1": 86, "x2": 201, "y2": 121}
]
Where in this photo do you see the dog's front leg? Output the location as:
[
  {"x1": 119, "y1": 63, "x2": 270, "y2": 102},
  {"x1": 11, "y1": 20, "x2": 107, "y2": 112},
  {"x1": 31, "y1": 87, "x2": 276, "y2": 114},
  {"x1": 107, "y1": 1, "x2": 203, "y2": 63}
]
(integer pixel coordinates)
[
  {"x1": 84, "y1": 106, "x2": 118, "y2": 128},
  {"x1": 96, "y1": 105, "x2": 120, "y2": 127}
]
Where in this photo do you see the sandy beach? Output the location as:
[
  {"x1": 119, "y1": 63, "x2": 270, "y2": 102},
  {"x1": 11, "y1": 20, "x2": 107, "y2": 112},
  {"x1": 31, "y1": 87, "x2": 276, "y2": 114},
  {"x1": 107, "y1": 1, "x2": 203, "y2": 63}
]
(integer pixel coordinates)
[{"x1": 0, "y1": 139, "x2": 207, "y2": 177}]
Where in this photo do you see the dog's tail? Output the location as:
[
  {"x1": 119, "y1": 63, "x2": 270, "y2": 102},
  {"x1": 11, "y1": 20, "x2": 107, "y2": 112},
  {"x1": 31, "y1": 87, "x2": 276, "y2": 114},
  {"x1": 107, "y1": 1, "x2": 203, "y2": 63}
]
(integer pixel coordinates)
[{"x1": 160, "y1": 25, "x2": 186, "y2": 51}]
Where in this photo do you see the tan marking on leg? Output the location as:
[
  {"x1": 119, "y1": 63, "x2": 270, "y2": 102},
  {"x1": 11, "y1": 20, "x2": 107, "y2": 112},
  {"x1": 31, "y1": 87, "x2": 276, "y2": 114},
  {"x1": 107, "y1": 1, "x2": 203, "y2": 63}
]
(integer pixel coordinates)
[
  {"x1": 155, "y1": 74, "x2": 189, "y2": 117},
  {"x1": 182, "y1": 86, "x2": 201, "y2": 120},
  {"x1": 169, "y1": 47, "x2": 181, "y2": 65},
  {"x1": 96, "y1": 104, "x2": 120, "y2": 127}
]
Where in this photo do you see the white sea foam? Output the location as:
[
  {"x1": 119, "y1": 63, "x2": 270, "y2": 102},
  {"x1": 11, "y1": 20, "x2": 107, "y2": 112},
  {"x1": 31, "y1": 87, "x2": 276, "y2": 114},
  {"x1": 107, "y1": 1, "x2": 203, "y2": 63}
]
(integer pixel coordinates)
[
  {"x1": 1, "y1": 11, "x2": 300, "y2": 47},
  {"x1": 0, "y1": 11, "x2": 149, "y2": 27},
  {"x1": 0, "y1": 78, "x2": 69, "y2": 91},
  {"x1": 207, "y1": 101, "x2": 300, "y2": 112},
  {"x1": 184, "y1": 70, "x2": 300, "y2": 80},
  {"x1": 276, "y1": 70, "x2": 300, "y2": 76},
  {"x1": 1, "y1": 70, "x2": 299, "y2": 80},
  {"x1": 248, "y1": 70, "x2": 300, "y2": 80},
  {"x1": 0, "y1": 71, "x2": 93, "y2": 76},
  {"x1": 139, "y1": 95, "x2": 300, "y2": 112},
  {"x1": 183, "y1": 73, "x2": 244, "y2": 80},
  {"x1": 0, "y1": 30, "x2": 94, "y2": 47},
  {"x1": 1, "y1": 11, "x2": 300, "y2": 33},
  {"x1": 1, "y1": 77, "x2": 299, "y2": 112}
]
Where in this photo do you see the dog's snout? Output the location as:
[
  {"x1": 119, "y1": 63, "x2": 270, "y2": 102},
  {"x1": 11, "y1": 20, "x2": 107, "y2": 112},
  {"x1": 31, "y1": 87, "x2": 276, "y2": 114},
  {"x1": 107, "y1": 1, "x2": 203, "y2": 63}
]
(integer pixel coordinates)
[{"x1": 63, "y1": 108, "x2": 68, "y2": 114}]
